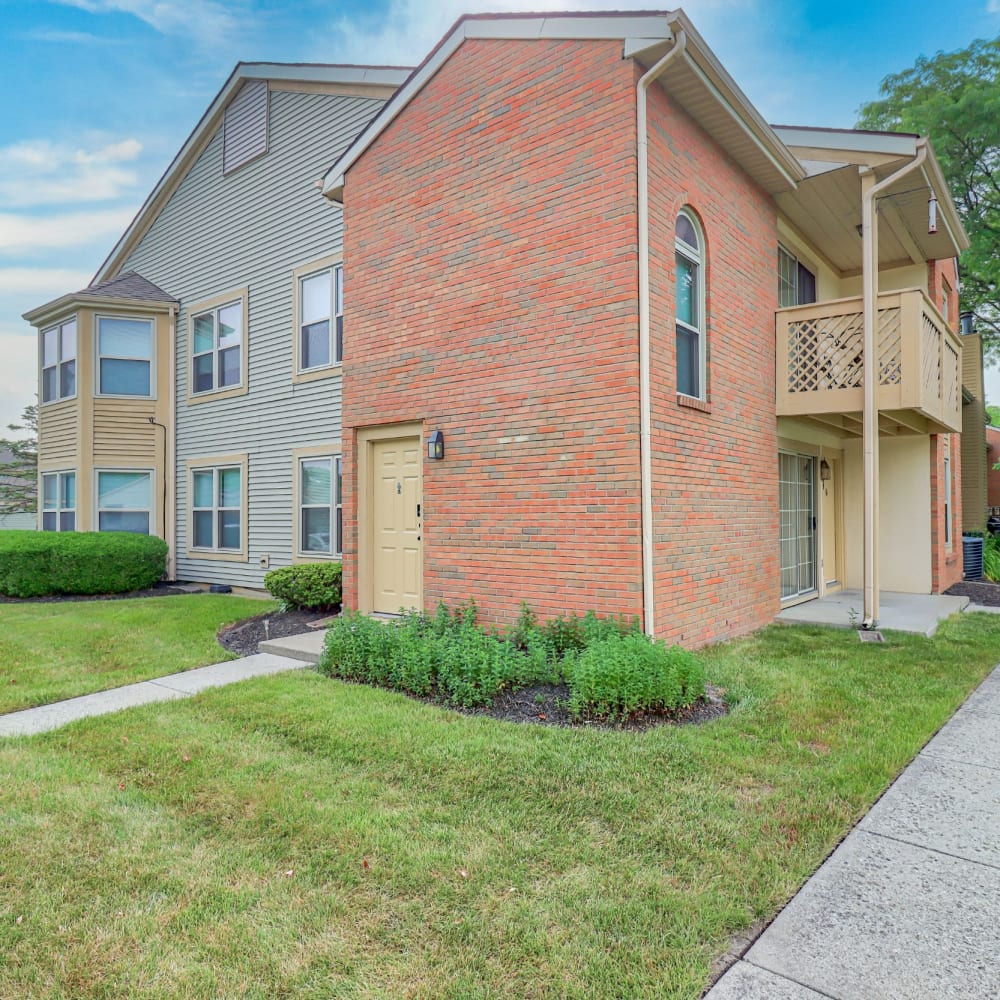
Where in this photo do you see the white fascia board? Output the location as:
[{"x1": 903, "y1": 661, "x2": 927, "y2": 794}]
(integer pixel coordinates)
[
  {"x1": 95, "y1": 62, "x2": 410, "y2": 283},
  {"x1": 773, "y1": 126, "x2": 918, "y2": 158},
  {"x1": 239, "y1": 64, "x2": 411, "y2": 87},
  {"x1": 322, "y1": 13, "x2": 675, "y2": 199}
]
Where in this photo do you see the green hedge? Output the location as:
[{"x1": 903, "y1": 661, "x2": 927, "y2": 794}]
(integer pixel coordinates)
[
  {"x1": 264, "y1": 562, "x2": 342, "y2": 611},
  {"x1": 0, "y1": 531, "x2": 168, "y2": 598}
]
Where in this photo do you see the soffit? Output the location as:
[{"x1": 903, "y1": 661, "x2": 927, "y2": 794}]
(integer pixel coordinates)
[{"x1": 776, "y1": 161, "x2": 966, "y2": 275}]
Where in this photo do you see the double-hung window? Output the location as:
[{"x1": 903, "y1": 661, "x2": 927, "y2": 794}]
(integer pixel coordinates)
[
  {"x1": 41, "y1": 318, "x2": 77, "y2": 403},
  {"x1": 41, "y1": 471, "x2": 75, "y2": 531},
  {"x1": 298, "y1": 264, "x2": 343, "y2": 372},
  {"x1": 192, "y1": 300, "x2": 243, "y2": 394},
  {"x1": 675, "y1": 210, "x2": 706, "y2": 399},
  {"x1": 191, "y1": 466, "x2": 242, "y2": 551},
  {"x1": 98, "y1": 316, "x2": 153, "y2": 396},
  {"x1": 97, "y1": 471, "x2": 151, "y2": 534},
  {"x1": 299, "y1": 455, "x2": 342, "y2": 556}
]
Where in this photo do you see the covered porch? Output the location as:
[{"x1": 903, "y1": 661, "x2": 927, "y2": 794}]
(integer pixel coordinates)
[{"x1": 776, "y1": 588, "x2": 969, "y2": 637}]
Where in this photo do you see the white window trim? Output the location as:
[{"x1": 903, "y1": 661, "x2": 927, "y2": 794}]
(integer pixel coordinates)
[
  {"x1": 94, "y1": 467, "x2": 154, "y2": 536},
  {"x1": 39, "y1": 315, "x2": 78, "y2": 406},
  {"x1": 675, "y1": 208, "x2": 707, "y2": 402},
  {"x1": 944, "y1": 454, "x2": 953, "y2": 550},
  {"x1": 291, "y1": 255, "x2": 343, "y2": 383},
  {"x1": 41, "y1": 470, "x2": 76, "y2": 532},
  {"x1": 94, "y1": 313, "x2": 156, "y2": 399},
  {"x1": 296, "y1": 454, "x2": 342, "y2": 559},
  {"x1": 186, "y1": 453, "x2": 248, "y2": 561}
]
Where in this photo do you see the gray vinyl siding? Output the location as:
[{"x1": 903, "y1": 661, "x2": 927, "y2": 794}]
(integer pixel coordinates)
[
  {"x1": 121, "y1": 88, "x2": 383, "y2": 587},
  {"x1": 223, "y1": 80, "x2": 268, "y2": 173}
]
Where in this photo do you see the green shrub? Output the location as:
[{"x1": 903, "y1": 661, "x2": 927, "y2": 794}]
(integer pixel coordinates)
[
  {"x1": 984, "y1": 535, "x2": 1000, "y2": 582},
  {"x1": 565, "y1": 632, "x2": 706, "y2": 721},
  {"x1": 264, "y1": 562, "x2": 342, "y2": 611},
  {"x1": 320, "y1": 600, "x2": 706, "y2": 720},
  {"x1": 0, "y1": 531, "x2": 167, "y2": 598}
]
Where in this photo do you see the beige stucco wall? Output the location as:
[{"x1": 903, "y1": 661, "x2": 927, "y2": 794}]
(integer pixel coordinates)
[{"x1": 842, "y1": 434, "x2": 932, "y2": 593}]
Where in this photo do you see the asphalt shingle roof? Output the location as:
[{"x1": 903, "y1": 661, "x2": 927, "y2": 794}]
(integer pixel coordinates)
[{"x1": 78, "y1": 271, "x2": 177, "y2": 304}]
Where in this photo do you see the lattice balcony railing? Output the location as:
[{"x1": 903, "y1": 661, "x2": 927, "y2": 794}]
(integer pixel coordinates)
[{"x1": 776, "y1": 288, "x2": 962, "y2": 434}]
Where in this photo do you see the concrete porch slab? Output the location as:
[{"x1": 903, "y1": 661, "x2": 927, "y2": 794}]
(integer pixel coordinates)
[
  {"x1": 775, "y1": 589, "x2": 969, "y2": 636},
  {"x1": 259, "y1": 629, "x2": 327, "y2": 664}
]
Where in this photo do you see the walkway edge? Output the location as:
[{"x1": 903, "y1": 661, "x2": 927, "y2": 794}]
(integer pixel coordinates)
[{"x1": 0, "y1": 652, "x2": 305, "y2": 738}]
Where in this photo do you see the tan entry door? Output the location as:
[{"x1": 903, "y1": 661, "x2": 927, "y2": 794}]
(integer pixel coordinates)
[{"x1": 372, "y1": 436, "x2": 422, "y2": 614}]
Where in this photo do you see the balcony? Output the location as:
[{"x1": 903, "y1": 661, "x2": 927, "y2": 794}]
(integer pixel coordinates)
[{"x1": 776, "y1": 288, "x2": 962, "y2": 435}]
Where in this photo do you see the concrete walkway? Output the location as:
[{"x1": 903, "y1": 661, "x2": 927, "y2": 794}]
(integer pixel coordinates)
[
  {"x1": 708, "y1": 663, "x2": 1000, "y2": 999},
  {"x1": 0, "y1": 652, "x2": 305, "y2": 737}
]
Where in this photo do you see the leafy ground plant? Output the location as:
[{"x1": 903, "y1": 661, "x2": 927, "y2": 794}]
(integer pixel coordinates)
[
  {"x1": 320, "y1": 602, "x2": 697, "y2": 719},
  {"x1": 0, "y1": 595, "x2": 275, "y2": 713},
  {"x1": 0, "y1": 615, "x2": 998, "y2": 998}
]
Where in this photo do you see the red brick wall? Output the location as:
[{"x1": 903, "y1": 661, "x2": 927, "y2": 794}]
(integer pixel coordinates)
[
  {"x1": 644, "y1": 80, "x2": 780, "y2": 645},
  {"x1": 927, "y1": 258, "x2": 960, "y2": 327},
  {"x1": 341, "y1": 38, "x2": 644, "y2": 626},
  {"x1": 930, "y1": 433, "x2": 964, "y2": 591},
  {"x1": 987, "y1": 426, "x2": 1000, "y2": 509}
]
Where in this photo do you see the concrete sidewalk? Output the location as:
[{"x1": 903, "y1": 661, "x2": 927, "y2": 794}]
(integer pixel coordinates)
[
  {"x1": 708, "y1": 664, "x2": 1000, "y2": 999},
  {"x1": 0, "y1": 652, "x2": 305, "y2": 737}
]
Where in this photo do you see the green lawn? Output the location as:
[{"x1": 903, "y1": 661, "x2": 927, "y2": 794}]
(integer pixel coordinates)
[
  {"x1": 0, "y1": 595, "x2": 275, "y2": 713},
  {"x1": 0, "y1": 614, "x2": 998, "y2": 998}
]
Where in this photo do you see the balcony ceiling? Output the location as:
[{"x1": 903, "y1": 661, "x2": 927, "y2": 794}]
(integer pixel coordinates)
[{"x1": 775, "y1": 160, "x2": 966, "y2": 276}]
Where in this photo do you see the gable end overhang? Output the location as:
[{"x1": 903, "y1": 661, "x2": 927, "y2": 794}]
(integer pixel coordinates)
[
  {"x1": 322, "y1": 9, "x2": 804, "y2": 202},
  {"x1": 93, "y1": 62, "x2": 412, "y2": 285}
]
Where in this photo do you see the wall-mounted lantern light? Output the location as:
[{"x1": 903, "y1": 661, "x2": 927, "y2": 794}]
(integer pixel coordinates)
[
  {"x1": 960, "y1": 311, "x2": 975, "y2": 336},
  {"x1": 427, "y1": 429, "x2": 444, "y2": 461},
  {"x1": 820, "y1": 458, "x2": 832, "y2": 482}
]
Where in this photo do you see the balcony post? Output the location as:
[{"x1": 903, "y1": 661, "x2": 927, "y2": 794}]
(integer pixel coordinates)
[{"x1": 860, "y1": 167, "x2": 879, "y2": 627}]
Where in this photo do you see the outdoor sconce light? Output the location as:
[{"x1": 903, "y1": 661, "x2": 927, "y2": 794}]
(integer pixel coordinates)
[
  {"x1": 928, "y1": 193, "x2": 938, "y2": 234},
  {"x1": 427, "y1": 429, "x2": 444, "y2": 461},
  {"x1": 820, "y1": 459, "x2": 832, "y2": 482},
  {"x1": 960, "y1": 311, "x2": 975, "y2": 336}
]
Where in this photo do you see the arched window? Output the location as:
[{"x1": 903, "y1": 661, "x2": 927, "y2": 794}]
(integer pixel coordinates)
[{"x1": 675, "y1": 210, "x2": 705, "y2": 399}]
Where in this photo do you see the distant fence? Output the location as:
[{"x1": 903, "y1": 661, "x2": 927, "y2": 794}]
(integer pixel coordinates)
[{"x1": 0, "y1": 512, "x2": 37, "y2": 531}]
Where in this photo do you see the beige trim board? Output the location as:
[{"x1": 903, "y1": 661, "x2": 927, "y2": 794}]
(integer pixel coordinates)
[
  {"x1": 186, "y1": 286, "x2": 250, "y2": 405},
  {"x1": 185, "y1": 452, "x2": 249, "y2": 562},
  {"x1": 356, "y1": 421, "x2": 423, "y2": 615},
  {"x1": 291, "y1": 254, "x2": 342, "y2": 384},
  {"x1": 291, "y1": 442, "x2": 342, "y2": 564}
]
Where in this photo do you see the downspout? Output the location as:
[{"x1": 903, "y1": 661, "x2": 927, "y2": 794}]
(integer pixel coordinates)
[
  {"x1": 637, "y1": 25, "x2": 686, "y2": 638},
  {"x1": 167, "y1": 305, "x2": 177, "y2": 580},
  {"x1": 860, "y1": 139, "x2": 928, "y2": 627}
]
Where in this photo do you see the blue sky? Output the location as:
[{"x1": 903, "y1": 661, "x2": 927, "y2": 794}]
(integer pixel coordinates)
[{"x1": 0, "y1": 0, "x2": 998, "y2": 432}]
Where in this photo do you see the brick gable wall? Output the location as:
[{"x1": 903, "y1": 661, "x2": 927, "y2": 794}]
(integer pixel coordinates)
[
  {"x1": 644, "y1": 80, "x2": 780, "y2": 645},
  {"x1": 340, "y1": 38, "x2": 644, "y2": 625}
]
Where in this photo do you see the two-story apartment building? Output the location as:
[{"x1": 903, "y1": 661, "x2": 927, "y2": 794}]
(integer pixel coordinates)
[
  {"x1": 25, "y1": 9, "x2": 974, "y2": 643},
  {"x1": 25, "y1": 62, "x2": 410, "y2": 583}
]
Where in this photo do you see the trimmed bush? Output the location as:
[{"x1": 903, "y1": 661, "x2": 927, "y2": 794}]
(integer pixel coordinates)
[
  {"x1": 566, "y1": 632, "x2": 706, "y2": 720},
  {"x1": 264, "y1": 562, "x2": 342, "y2": 611},
  {"x1": 0, "y1": 530, "x2": 168, "y2": 598}
]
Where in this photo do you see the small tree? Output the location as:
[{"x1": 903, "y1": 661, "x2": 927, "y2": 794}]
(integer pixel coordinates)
[{"x1": 0, "y1": 404, "x2": 38, "y2": 513}]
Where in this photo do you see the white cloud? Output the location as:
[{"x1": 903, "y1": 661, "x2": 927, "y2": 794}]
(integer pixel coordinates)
[
  {"x1": 54, "y1": 0, "x2": 246, "y2": 42},
  {"x1": 0, "y1": 269, "x2": 93, "y2": 296},
  {"x1": 0, "y1": 137, "x2": 142, "y2": 208},
  {"x1": 0, "y1": 208, "x2": 136, "y2": 255},
  {"x1": 21, "y1": 28, "x2": 125, "y2": 45}
]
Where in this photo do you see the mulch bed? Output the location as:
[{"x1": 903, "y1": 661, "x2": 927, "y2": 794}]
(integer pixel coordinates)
[
  {"x1": 455, "y1": 681, "x2": 730, "y2": 730},
  {"x1": 946, "y1": 578, "x2": 1000, "y2": 607},
  {"x1": 219, "y1": 608, "x2": 729, "y2": 730},
  {"x1": 217, "y1": 608, "x2": 334, "y2": 657},
  {"x1": 0, "y1": 581, "x2": 193, "y2": 605}
]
